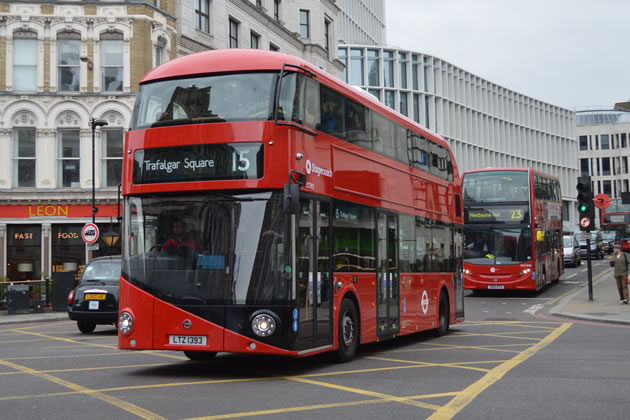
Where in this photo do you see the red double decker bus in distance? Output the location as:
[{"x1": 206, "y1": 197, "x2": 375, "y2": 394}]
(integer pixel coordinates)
[
  {"x1": 601, "y1": 198, "x2": 630, "y2": 251},
  {"x1": 118, "y1": 49, "x2": 464, "y2": 362},
  {"x1": 462, "y1": 168, "x2": 564, "y2": 291}
]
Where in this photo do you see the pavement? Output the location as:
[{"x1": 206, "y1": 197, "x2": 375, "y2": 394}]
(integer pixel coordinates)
[
  {"x1": 550, "y1": 266, "x2": 630, "y2": 325},
  {"x1": 1, "y1": 268, "x2": 629, "y2": 326}
]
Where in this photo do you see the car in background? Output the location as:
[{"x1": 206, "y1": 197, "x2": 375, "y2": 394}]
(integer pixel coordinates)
[
  {"x1": 563, "y1": 234, "x2": 581, "y2": 267},
  {"x1": 578, "y1": 231, "x2": 605, "y2": 259},
  {"x1": 601, "y1": 231, "x2": 619, "y2": 254},
  {"x1": 67, "y1": 255, "x2": 121, "y2": 334}
]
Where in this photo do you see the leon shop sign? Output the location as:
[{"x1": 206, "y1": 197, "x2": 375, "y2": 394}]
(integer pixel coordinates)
[{"x1": 0, "y1": 204, "x2": 119, "y2": 219}]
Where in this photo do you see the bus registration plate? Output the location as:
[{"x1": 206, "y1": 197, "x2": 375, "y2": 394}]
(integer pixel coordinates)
[
  {"x1": 488, "y1": 285, "x2": 504, "y2": 289},
  {"x1": 168, "y1": 335, "x2": 207, "y2": 346}
]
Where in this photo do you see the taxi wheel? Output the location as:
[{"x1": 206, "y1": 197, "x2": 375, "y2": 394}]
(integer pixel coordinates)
[
  {"x1": 77, "y1": 320, "x2": 96, "y2": 334},
  {"x1": 184, "y1": 351, "x2": 217, "y2": 361}
]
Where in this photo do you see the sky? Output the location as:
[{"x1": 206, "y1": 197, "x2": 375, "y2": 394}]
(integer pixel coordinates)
[{"x1": 385, "y1": 0, "x2": 630, "y2": 109}]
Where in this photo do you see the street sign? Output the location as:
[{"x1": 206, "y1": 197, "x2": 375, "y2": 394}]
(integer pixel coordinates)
[
  {"x1": 580, "y1": 217, "x2": 591, "y2": 229},
  {"x1": 82, "y1": 223, "x2": 100, "y2": 244},
  {"x1": 594, "y1": 193, "x2": 611, "y2": 210},
  {"x1": 87, "y1": 244, "x2": 100, "y2": 251}
]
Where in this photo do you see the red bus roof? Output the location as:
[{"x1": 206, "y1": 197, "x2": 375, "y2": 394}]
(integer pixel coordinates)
[{"x1": 139, "y1": 49, "x2": 457, "y2": 176}]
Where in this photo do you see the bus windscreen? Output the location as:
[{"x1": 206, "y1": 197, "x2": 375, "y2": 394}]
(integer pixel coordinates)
[{"x1": 463, "y1": 171, "x2": 529, "y2": 203}]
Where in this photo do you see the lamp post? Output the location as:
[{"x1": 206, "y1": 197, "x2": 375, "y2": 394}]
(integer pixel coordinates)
[{"x1": 90, "y1": 117, "x2": 108, "y2": 224}]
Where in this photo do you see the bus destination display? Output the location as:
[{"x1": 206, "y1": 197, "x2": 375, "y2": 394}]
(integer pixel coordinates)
[
  {"x1": 465, "y1": 205, "x2": 530, "y2": 224},
  {"x1": 133, "y1": 142, "x2": 263, "y2": 184}
]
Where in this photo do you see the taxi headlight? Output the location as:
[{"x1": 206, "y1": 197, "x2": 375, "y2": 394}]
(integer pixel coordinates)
[
  {"x1": 251, "y1": 312, "x2": 277, "y2": 337},
  {"x1": 119, "y1": 311, "x2": 134, "y2": 335}
]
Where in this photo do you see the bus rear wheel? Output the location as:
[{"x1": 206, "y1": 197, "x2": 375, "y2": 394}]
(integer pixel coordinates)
[
  {"x1": 434, "y1": 293, "x2": 449, "y2": 337},
  {"x1": 335, "y1": 298, "x2": 359, "y2": 363},
  {"x1": 184, "y1": 351, "x2": 217, "y2": 361}
]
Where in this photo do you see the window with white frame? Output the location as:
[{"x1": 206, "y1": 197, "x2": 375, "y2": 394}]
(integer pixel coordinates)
[
  {"x1": 13, "y1": 128, "x2": 36, "y2": 187},
  {"x1": 13, "y1": 31, "x2": 37, "y2": 92},
  {"x1": 155, "y1": 36, "x2": 167, "y2": 67},
  {"x1": 299, "y1": 10, "x2": 310, "y2": 38},
  {"x1": 101, "y1": 129, "x2": 123, "y2": 187},
  {"x1": 57, "y1": 130, "x2": 81, "y2": 188},
  {"x1": 195, "y1": 0, "x2": 210, "y2": 33},
  {"x1": 58, "y1": 32, "x2": 81, "y2": 92},
  {"x1": 100, "y1": 33, "x2": 123, "y2": 92},
  {"x1": 250, "y1": 31, "x2": 260, "y2": 49},
  {"x1": 229, "y1": 18, "x2": 239, "y2": 48}
]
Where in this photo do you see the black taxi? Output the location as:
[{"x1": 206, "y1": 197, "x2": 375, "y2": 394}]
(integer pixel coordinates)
[{"x1": 67, "y1": 255, "x2": 121, "y2": 333}]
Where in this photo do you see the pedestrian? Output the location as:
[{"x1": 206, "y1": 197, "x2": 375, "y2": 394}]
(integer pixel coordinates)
[{"x1": 608, "y1": 244, "x2": 629, "y2": 304}]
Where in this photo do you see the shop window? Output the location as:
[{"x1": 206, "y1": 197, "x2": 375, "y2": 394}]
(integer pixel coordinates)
[
  {"x1": 57, "y1": 32, "x2": 81, "y2": 92},
  {"x1": 52, "y1": 224, "x2": 85, "y2": 281},
  {"x1": 101, "y1": 129, "x2": 123, "y2": 187},
  {"x1": 13, "y1": 31, "x2": 37, "y2": 91},
  {"x1": 13, "y1": 128, "x2": 36, "y2": 187},
  {"x1": 6, "y1": 225, "x2": 41, "y2": 281},
  {"x1": 100, "y1": 33, "x2": 123, "y2": 92},
  {"x1": 57, "y1": 130, "x2": 81, "y2": 188}
]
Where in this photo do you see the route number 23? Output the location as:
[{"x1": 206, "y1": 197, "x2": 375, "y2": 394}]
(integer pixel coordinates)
[{"x1": 510, "y1": 209, "x2": 523, "y2": 219}]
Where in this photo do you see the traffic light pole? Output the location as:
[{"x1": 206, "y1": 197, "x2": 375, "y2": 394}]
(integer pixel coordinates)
[{"x1": 586, "y1": 238, "x2": 593, "y2": 301}]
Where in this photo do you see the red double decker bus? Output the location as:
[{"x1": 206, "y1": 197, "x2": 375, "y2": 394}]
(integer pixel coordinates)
[
  {"x1": 462, "y1": 168, "x2": 563, "y2": 291},
  {"x1": 600, "y1": 198, "x2": 630, "y2": 251},
  {"x1": 117, "y1": 49, "x2": 464, "y2": 362}
]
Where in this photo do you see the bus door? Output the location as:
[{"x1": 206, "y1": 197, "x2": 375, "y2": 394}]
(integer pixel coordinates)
[
  {"x1": 454, "y1": 228, "x2": 465, "y2": 319},
  {"x1": 377, "y1": 212, "x2": 400, "y2": 338},
  {"x1": 296, "y1": 199, "x2": 333, "y2": 351}
]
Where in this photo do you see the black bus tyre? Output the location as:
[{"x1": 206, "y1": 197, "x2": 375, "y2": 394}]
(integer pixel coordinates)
[
  {"x1": 335, "y1": 298, "x2": 359, "y2": 363},
  {"x1": 184, "y1": 351, "x2": 217, "y2": 361},
  {"x1": 435, "y1": 293, "x2": 449, "y2": 337},
  {"x1": 77, "y1": 320, "x2": 96, "y2": 334}
]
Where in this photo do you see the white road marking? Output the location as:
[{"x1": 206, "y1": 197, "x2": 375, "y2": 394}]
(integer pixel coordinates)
[
  {"x1": 524, "y1": 304, "x2": 544, "y2": 314},
  {"x1": 566, "y1": 273, "x2": 577, "y2": 279},
  {"x1": 562, "y1": 281, "x2": 583, "y2": 284},
  {"x1": 483, "y1": 310, "x2": 489, "y2": 313},
  {"x1": 581, "y1": 269, "x2": 588, "y2": 272}
]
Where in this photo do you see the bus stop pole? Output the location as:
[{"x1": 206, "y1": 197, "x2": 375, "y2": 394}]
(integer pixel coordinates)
[{"x1": 586, "y1": 238, "x2": 593, "y2": 301}]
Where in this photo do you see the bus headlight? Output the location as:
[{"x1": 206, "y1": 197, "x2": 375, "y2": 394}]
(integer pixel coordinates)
[
  {"x1": 464, "y1": 269, "x2": 472, "y2": 275},
  {"x1": 520, "y1": 268, "x2": 531, "y2": 276},
  {"x1": 251, "y1": 312, "x2": 277, "y2": 337},
  {"x1": 119, "y1": 312, "x2": 134, "y2": 335}
]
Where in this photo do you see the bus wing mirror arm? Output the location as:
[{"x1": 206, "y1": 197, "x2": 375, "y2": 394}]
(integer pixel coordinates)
[{"x1": 283, "y1": 170, "x2": 306, "y2": 214}]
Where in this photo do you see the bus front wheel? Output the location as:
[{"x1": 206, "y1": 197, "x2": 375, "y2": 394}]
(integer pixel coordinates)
[
  {"x1": 184, "y1": 351, "x2": 217, "y2": 361},
  {"x1": 434, "y1": 293, "x2": 450, "y2": 337},
  {"x1": 335, "y1": 298, "x2": 359, "y2": 363}
]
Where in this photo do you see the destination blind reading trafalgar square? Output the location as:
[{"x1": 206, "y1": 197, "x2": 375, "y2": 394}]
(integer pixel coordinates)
[{"x1": 133, "y1": 142, "x2": 263, "y2": 184}]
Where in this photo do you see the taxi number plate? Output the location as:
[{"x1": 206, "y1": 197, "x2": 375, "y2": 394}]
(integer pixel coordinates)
[
  {"x1": 168, "y1": 335, "x2": 207, "y2": 346},
  {"x1": 84, "y1": 293, "x2": 106, "y2": 300},
  {"x1": 488, "y1": 285, "x2": 504, "y2": 289}
]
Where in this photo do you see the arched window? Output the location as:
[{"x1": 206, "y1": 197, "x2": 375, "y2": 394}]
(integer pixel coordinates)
[
  {"x1": 12, "y1": 111, "x2": 37, "y2": 188},
  {"x1": 13, "y1": 30, "x2": 37, "y2": 92},
  {"x1": 155, "y1": 36, "x2": 168, "y2": 67},
  {"x1": 57, "y1": 31, "x2": 81, "y2": 92},
  {"x1": 100, "y1": 32, "x2": 124, "y2": 92}
]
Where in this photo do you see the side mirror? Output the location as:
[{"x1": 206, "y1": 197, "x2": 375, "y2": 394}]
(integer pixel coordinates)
[{"x1": 283, "y1": 183, "x2": 300, "y2": 214}]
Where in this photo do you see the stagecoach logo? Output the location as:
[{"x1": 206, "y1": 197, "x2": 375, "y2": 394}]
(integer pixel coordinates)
[
  {"x1": 305, "y1": 160, "x2": 332, "y2": 178},
  {"x1": 421, "y1": 290, "x2": 429, "y2": 314},
  {"x1": 490, "y1": 267, "x2": 496, "y2": 273},
  {"x1": 182, "y1": 319, "x2": 192, "y2": 329}
]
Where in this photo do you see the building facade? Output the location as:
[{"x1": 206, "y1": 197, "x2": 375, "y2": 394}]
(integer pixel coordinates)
[
  {"x1": 576, "y1": 106, "x2": 630, "y2": 227},
  {"x1": 177, "y1": 0, "x2": 343, "y2": 77},
  {"x1": 337, "y1": 43, "x2": 578, "y2": 222},
  {"x1": 0, "y1": 0, "x2": 342, "y2": 283},
  {"x1": 336, "y1": 0, "x2": 385, "y2": 45}
]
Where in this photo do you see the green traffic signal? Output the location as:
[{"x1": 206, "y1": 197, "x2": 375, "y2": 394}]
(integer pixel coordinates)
[{"x1": 578, "y1": 204, "x2": 588, "y2": 213}]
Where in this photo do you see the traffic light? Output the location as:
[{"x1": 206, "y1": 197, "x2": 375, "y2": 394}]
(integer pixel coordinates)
[{"x1": 576, "y1": 175, "x2": 594, "y2": 231}]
